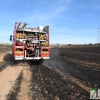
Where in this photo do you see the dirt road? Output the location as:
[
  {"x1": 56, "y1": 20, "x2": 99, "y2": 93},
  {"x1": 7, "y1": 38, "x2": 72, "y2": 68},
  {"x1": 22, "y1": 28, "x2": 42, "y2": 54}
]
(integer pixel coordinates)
[
  {"x1": 0, "y1": 47, "x2": 100, "y2": 100},
  {"x1": 0, "y1": 53, "x2": 23, "y2": 100}
]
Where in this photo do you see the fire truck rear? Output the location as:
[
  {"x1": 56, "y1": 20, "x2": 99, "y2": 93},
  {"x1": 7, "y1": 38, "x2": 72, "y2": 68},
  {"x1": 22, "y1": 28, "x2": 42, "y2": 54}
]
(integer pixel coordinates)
[{"x1": 10, "y1": 22, "x2": 50, "y2": 64}]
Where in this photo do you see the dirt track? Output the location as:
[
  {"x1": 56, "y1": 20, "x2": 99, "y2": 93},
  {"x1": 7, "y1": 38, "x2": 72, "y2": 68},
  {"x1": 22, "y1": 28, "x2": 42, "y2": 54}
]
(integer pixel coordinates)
[{"x1": 0, "y1": 46, "x2": 100, "y2": 100}]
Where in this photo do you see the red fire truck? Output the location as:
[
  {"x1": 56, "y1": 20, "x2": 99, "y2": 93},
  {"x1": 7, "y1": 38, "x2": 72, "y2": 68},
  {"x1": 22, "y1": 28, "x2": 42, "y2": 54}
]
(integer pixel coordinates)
[{"x1": 10, "y1": 22, "x2": 50, "y2": 64}]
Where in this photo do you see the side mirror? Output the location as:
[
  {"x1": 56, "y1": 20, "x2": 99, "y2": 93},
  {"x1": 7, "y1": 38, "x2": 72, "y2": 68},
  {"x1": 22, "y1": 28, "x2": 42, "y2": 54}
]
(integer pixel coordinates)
[{"x1": 10, "y1": 35, "x2": 12, "y2": 41}]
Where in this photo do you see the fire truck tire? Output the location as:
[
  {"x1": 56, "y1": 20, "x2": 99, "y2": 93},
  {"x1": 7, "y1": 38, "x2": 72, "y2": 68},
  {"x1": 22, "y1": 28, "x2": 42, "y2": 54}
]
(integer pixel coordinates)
[
  {"x1": 30, "y1": 59, "x2": 44, "y2": 65},
  {"x1": 37, "y1": 59, "x2": 44, "y2": 65},
  {"x1": 12, "y1": 57, "x2": 17, "y2": 65}
]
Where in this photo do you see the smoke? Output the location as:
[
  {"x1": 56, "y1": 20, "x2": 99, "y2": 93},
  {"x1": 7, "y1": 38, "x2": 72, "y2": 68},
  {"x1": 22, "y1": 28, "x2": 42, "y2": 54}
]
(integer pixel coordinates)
[{"x1": 43, "y1": 48, "x2": 66, "y2": 74}]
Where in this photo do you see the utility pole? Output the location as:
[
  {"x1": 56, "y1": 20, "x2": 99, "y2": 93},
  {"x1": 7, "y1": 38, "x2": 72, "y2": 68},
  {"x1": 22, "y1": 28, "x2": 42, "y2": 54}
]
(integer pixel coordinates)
[{"x1": 98, "y1": 28, "x2": 100, "y2": 43}]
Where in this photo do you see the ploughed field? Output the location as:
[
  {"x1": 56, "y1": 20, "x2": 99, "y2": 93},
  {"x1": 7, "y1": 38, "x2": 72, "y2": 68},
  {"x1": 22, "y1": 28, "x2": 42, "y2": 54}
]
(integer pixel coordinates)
[
  {"x1": 58, "y1": 47, "x2": 100, "y2": 88},
  {"x1": 0, "y1": 45, "x2": 100, "y2": 100}
]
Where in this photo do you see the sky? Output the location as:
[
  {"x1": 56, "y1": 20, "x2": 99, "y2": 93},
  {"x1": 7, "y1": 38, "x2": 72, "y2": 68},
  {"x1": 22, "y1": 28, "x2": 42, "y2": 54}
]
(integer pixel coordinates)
[{"x1": 0, "y1": 0, "x2": 100, "y2": 44}]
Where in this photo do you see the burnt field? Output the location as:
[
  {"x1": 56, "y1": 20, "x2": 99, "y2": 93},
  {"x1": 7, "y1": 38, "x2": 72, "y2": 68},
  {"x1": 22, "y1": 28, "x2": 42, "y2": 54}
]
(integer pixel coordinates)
[
  {"x1": 58, "y1": 47, "x2": 100, "y2": 88},
  {"x1": 15, "y1": 47, "x2": 100, "y2": 99},
  {"x1": 60, "y1": 46, "x2": 100, "y2": 54},
  {"x1": 0, "y1": 46, "x2": 100, "y2": 100}
]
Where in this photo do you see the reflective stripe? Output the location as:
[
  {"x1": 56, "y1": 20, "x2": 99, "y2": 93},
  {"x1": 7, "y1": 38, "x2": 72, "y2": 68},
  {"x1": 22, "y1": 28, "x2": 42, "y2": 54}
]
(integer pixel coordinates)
[{"x1": 15, "y1": 57, "x2": 50, "y2": 60}]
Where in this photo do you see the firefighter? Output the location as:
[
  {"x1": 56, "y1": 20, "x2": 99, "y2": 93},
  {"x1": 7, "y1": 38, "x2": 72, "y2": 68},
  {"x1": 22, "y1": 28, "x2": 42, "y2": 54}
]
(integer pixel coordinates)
[
  {"x1": 25, "y1": 41, "x2": 34, "y2": 56},
  {"x1": 16, "y1": 40, "x2": 23, "y2": 46}
]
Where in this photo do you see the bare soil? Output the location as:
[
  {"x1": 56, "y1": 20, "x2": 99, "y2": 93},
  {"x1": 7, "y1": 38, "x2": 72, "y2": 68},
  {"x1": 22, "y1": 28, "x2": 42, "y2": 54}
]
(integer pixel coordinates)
[{"x1": 0, "y1": 45, "x2": 11, "y2": 53}]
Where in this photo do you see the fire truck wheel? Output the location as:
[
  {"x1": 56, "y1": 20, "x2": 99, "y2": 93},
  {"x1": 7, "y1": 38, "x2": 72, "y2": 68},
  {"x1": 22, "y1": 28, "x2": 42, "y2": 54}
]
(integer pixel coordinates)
[
  {"x1": 12, "y1": 58, "x2": 17, "y2": 65},
  {"x1": 28, "y1": 59, "x2": 44, "y2": 65},
  {"x1": 38, "y1": 59, "x2": 44, "y2": 65}
]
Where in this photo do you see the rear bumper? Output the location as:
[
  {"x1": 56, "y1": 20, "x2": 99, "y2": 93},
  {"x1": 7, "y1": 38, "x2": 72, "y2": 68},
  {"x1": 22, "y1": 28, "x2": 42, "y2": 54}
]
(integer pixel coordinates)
[{"x1": 15, "y1": 57, "x2": 50, "y2": 60}]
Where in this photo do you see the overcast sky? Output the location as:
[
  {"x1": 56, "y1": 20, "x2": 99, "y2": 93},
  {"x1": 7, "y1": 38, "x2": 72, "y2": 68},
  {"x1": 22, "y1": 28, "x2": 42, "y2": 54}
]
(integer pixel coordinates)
[{"x1": 0, "y1": 0, "x2": 100, "y2": 44}]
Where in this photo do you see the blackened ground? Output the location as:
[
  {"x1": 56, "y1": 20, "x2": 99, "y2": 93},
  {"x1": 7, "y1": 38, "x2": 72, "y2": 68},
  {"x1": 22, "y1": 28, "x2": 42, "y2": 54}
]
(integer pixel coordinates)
[
  {"x1": 58, "y1": 48, "x2": 100, "y2": 88},
  {"x1": 30, "y1": 48, "x2": 98, "y2": 100},
  {"x1": 59, "y1": 46, "x2": 100, "y2": 54},
  {"x1": 6, "y1": 47, "x2": 100, "y2": 100},
  {"x1": 30, "y1": 65, "x2": 89, "y2": 100}
]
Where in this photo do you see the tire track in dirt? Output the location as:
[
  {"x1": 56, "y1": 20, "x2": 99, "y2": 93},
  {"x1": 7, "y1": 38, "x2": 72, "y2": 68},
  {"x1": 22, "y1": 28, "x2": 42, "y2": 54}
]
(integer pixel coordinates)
[
  {"x1": 0, "y1": 49, "x2": 32, "y2": 100},
  {"x1": 0, "y1": 51, "x2": 13, "y2": 72},
  {"x1": 7, "y1": 65, "x2": 33, "y2": 100},
  {"x1": 6, "y1": 71, "x2": 23, "y2": 100},
  {"x1": 16, "y1": 65, "x2": 32, "y2": 100},
  {"x1": 0, "y1": 61, "x2": 8, "y2": 72},
  {"x1": 0, "y1": 65, "x2": 23, "y2": 100}
]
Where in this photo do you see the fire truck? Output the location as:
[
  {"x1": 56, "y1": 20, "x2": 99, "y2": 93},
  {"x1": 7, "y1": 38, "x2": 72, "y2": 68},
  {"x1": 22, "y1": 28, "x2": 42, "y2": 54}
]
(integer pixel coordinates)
[{"x1": 10, "y1": 22, "x2": 50, "y2": 64}]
